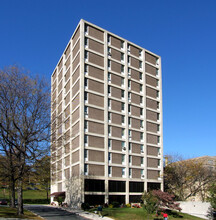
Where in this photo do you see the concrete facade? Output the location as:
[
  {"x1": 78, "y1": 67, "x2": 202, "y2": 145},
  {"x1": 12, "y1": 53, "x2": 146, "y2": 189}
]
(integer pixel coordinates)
[{"x1": 51, "y1": 19, "x2": 163, "y2": 206}]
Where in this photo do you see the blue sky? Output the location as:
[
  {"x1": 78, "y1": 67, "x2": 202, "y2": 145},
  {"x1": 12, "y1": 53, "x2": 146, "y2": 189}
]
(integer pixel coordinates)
[{"x1": 0, "y1": 0, "x2": 215, "y2": 158}]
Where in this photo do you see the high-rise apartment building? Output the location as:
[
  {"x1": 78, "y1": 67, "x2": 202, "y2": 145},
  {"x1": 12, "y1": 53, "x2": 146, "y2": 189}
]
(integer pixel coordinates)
[{"x1": 51, "y1": 19, "x2": 163, "y2": 206}]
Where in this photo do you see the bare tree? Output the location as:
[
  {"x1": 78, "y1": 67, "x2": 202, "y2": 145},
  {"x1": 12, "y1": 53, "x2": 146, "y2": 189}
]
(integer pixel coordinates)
[
  {"x1": 164, "y1": 156, "x2": 216, "y2": 201},
  {"x1": 65, "y1": 174, "x2": 84, "y2": 209},
  {"x1": 0, "y1": 66, "x2": 50, "y2": 215}
]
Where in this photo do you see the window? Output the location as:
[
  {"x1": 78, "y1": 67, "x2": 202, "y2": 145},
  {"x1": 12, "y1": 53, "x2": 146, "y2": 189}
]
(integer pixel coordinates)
[
  {"x1": 140, "y1": 145, "x2": 144, "y2": 153},
  {"x1": 84, "y1": 64, "x2": 88, "y2": 74},
  {"x1": 140, "y1": 132, "x2": 144, "y2": 141},
  {"x1": 108, "y1": 126, "x2": 111, "y2": 136},
  {"x1": 157, "y1": 113, "x2": 160, "y2": 121},
  {"x1": 108, "y1": 86, "x2": 111, "y2": 95},
  {"x1": 121, "y1": 65, "x2": 124, "y2": 74},
  {"x1": 127, "y1": 45, "x2": 130, "y2": 52},
  {"x1": 156, "y1": 80, "x2": 159, "y2": 87},
  {"x1": 121, "y1": 90, "x2": 125, "y2": 99},
  {"x1": 140, "y1": 120, "x2": 144, "y2": 129},
  {"x1": 121, "y1": 41, "x2": 124, "y2": 49},
  {"x1": 121, "y1": 53, "x2": 124, "y2": 62},
  {"x1": 128, "y1": 92, "x2": 131, "y2": 102},
  {"x1": 140, "y1": 108, "x2": 143, "y2": 116},
  {"x1": 122, "y1": 141, "x2": 125, "y2": 149},
  {"x1": 157, "y1": 124, "x2": 160, "y2": 132},
  {"x1": 84, "y1": 149, "x2": 88, "y2": 161},
  {"x1": 121, "y1": 78, "x2": 124, "y2": 87},
  {"x1": 121, "y1": 103, "x2": 125, "y2": 112},
  {"x1": 84, "y1": 78, "x2": 88, "y2": 88},
  {"x1": 158, "y1": 148, "x2": 161, "y2": 156},
  {"x1": 84, "y1": 164, "x2": 88, "y2": 175},
  {"x1": 158, "y1": 160, "x2": 160, "y2": 167},
  {"x1": 139, "y1": 50, "x2": 142, "y2": 58},
  {"x1": 108, "y1": 139, "x2": 111, "y2": 150},
  {"x1": 84, "y1": 135, "x2": 88, "y2": 145},
  {"x1": 108, "y1": 112, "x2": 111, "y2": 122},
  {"x1": 122, "y1": 128, "x2": 125, "y2": 138},
  {"x1": 108, "y1": 166, "x2": 112, "y2": 177},
  {"x1": 84, "y1": 106, "x2": 88, "y2": 117},
  {"x1": 84, "y1": 51, "x2": 88, "y2": 61},
  {"x1": 108, "y1": 35, "x2": 111, "y2": 44},
  {"x1": 156, "y1": 58, "x2": 159, "y2": 66},
  {"x1": 129, "y1": 130, "x2": 132, "y2": 137},
  {"x1": 139, "y1": 72, "x2": 142, "y2": 81},
  {"x1": 108, "y1": 47, "x2": 111, "y2": 54},
  {"x1": 157, "y1": 91, "x2": 159, "y2": 98},
  {"x1": 140, "y1": 96, "x2": 143, "y2": 105},
  {"x1": 128, "y1": 68, "x2": 131, "y2": 77},
  {"x1": 84, "y1": 120, "x2": 88, "y2": 132},
  {"x1": 108, "y1": 60, "x2": 111, "y2": 69},
  {"x1": 157, "y1": 102, "x2": 160, "y2": 110},
  {"x1": 128, "y1": 56, "x2": 131, "y2": 65},
  {"x1": 85, "y1": 37, "x2": 88, "y2": 48},
  {"x1": 129, "y1": 143, "x2": 132, "y2": 153},
  {"x1": 139, "y1": 61, "x2": 142, "y2": 69},
  {"x1": 141, "y1": 157, "x2": 144, "y2": 166},
  {"x1": 141, "y1": 169, "x2": 144, "y2": 178},
  {"x1": 128, "y1": 117, "x2": 131, "y2": 127},
  {"x1": 108, "y1": 73, "x2": 111, "y2": 82},
  {"x1": 156, "y1": 68, "x2": 159, "y2": 76},
  {"x1": 129, "y1": 168, "x2": 132, "y2": 178},
  {"x1": 122, "y1": 155, "x2": 125, "y2": 164},
  {"x1": 129, "y1": 155, "x2": 132, "y2": 165},
  {"x1": 122, "y1": 168, "x2": 126, "y2": 177},
  {"x1": 140, "y1": 84, "x2": 143, "y2": 93},
  {"x1": 122, "y1": 115, "x2": 125, "y2": 124},
  {"x1": 157, "y1": 136, "x2": 160, "y2": 144},
  {"x1": 84, "y1": 92, "x2": 88, "y2": 103},
  {"x1": 84, "y1": 24, "x2": 88, "y2": 34},
  {"x1": 108, "y1": 152, "x2": 111, "y2": 163},
  {"x1": 128, "y1": 80, "x2": 131, "y2": 90},
  {"x1": 128, "y1": 104, "x2": 131, "y2": 114},
  {"x1": 108, "y1": 99, "x2": 111, "y2": 109}
]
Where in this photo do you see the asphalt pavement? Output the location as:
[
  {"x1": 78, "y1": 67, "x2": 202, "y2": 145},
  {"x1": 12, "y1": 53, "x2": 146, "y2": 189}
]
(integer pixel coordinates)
[{"x1": 25, "y1": 205, "x2": 85, "y2": 220}]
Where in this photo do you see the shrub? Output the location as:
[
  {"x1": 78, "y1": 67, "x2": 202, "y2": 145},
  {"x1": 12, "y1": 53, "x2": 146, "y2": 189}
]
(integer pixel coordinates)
[
  {"x1": 108, "y1": 204, "x2": 113, "y2": 208},
  {"x1": 81, "y1": 202, "x2": 90, "y2": 210},
  {"x1": 142, "y1": 191, "x2": 158, "y2": 214},
  {"x1": 112, "y1": 201, "x2": 120, "y2": 208},
  {"x1": 23, "y1": 199, "x2": 50, "y2": 204},
  {"x1": 126, "y1": 203, "x2": 131, "y2": 208}
]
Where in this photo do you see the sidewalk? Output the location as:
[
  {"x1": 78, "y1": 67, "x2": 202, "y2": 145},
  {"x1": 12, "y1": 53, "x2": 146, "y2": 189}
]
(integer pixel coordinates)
[{"x1": 56, "y1": 206, "x2": 113, "y2": 220}]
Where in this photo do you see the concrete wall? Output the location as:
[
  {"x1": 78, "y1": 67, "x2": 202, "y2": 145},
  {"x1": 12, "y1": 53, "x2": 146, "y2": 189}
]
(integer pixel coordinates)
[{"x1": 178, "y1": 201, "x2": 211, "y2": 219}]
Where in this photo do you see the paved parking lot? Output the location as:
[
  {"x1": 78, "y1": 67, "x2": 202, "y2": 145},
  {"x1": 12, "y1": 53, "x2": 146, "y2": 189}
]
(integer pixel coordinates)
[{"x1": 25, "y1": 205, "x2": 85, "y2": 220}]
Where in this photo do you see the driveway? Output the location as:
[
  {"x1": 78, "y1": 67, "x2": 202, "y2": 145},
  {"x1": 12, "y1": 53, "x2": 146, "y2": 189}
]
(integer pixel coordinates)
[{"x1": 25, "y1": 205, "x2": 85, "y2": 220}]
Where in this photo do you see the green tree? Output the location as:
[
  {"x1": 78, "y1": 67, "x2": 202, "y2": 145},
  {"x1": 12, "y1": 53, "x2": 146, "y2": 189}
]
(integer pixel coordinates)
[
  {"x1": 207, "y1": 184, "x2": 216, "y2": 210},
  {"x1": 33, "y1": 155, "x2": 50, "y2": 202},
  {"x1": 142, "y1": 191, "x2": 158, "y2": 214},
  {"x1": 0, "y1": 66, "x2": 50, "y2": 215}
]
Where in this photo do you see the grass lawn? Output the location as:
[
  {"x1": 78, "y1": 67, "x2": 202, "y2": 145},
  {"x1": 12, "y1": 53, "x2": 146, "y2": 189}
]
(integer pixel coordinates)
[
  {"x1": 0, "y1": 188, "x2": 48, "y2": 200},
  {"x1": 0, "y1": 206, "x2": 43, "y2": 219},
  {"x1": 100, "y1": 207, "x2": 204, "y2": 220}
]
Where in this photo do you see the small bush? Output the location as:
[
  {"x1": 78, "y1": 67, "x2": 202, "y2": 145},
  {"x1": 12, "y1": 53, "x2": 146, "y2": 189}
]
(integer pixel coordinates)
[
  {"x1": 23, "y1": 199, "x2": 50, "y2": 204},
  {"x1": 112, "y1": 201, "x2": 120, "y2": 208},
  {"x1": 126, "y1": 203, "x2": 131, "y2": 208},
  {"x1": 81, "y1": 202, "x2": 90, "y2": 210},
  {"x1": 108, "y1": 204, "x2": 113, "y2": 208}
]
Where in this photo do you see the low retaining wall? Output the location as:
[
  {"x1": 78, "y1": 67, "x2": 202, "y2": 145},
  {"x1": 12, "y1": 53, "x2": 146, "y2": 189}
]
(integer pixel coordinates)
[{"x1": 178, "y1": 201, "x2": 211, "y2": 219}]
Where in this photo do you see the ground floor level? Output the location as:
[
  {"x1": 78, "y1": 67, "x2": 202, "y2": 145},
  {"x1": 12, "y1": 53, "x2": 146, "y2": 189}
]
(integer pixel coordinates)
[{"x1": 51, "y1": 178, "x2": 162, "y2": 206}]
